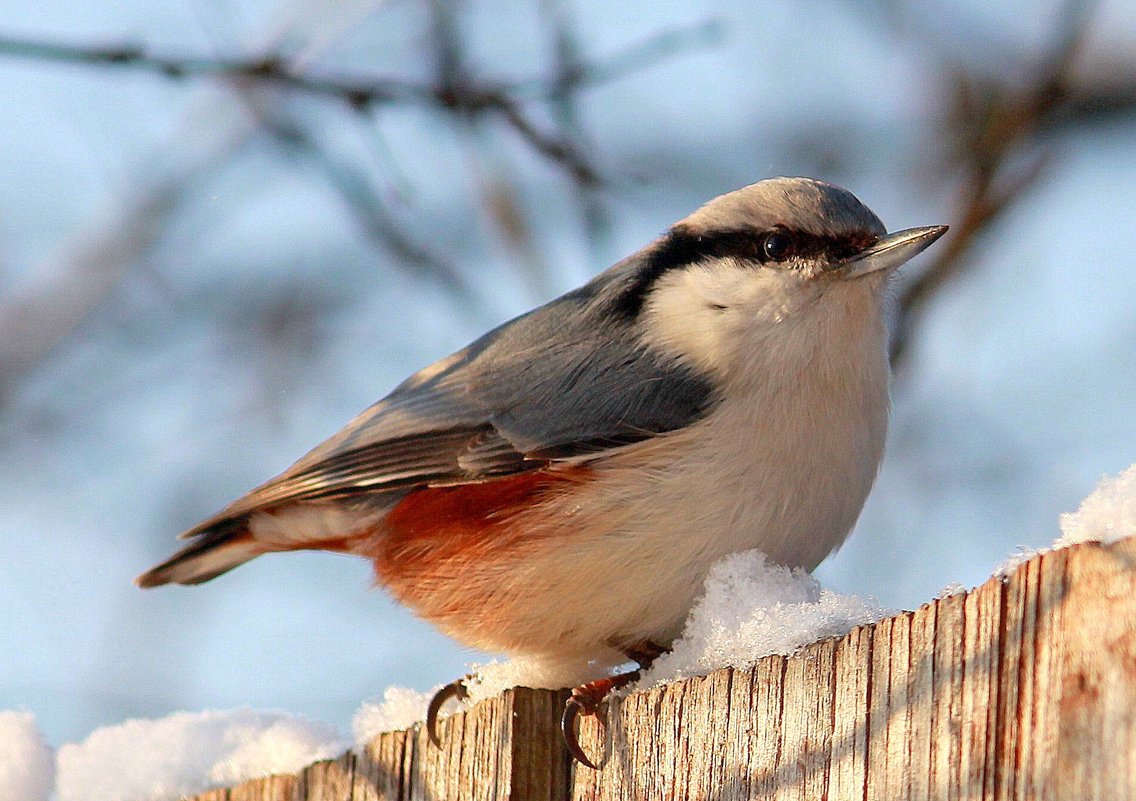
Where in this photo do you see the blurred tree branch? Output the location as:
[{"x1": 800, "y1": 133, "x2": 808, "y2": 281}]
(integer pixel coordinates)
[
  {"x1": 889, "y1": 0, "x2": 1136, "y2": 367},
  {"x1": 0, "y1": 0, "x2": 1133, "y2": 401},
  {"x1": 540, "y1": 0, "x2": 614, "y2": 261},
  {"x1": 0, "y1": 20, "x2": 719, "y2": 187},
  {"x1": 0, "y1": 21, "x2": 723, "y2": 101},
  {"x1": 0, "y1": 12, "x2": 721, "y2": 401}
]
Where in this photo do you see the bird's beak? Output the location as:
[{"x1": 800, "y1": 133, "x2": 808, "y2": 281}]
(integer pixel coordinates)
[{"x1": 838, "y1": 225, "x2": 949, "y2": 279}]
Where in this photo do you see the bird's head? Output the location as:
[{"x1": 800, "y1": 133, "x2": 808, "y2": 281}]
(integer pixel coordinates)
[{"x1": 624, "y1": 177, "x2": 947, "y2": 377}]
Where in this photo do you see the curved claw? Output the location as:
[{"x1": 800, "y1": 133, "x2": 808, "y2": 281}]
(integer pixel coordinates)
[
  {"x1": 561, "y1": 698, "x2": 601, "y2": 770},
  {"x1": 426, "y1": 678, "x2": 470, "y2": 748}
]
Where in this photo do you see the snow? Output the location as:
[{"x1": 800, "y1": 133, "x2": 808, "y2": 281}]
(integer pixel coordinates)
[
  {"x1": 462, "y1": 656, "x2": 610, "y2": 703},
  {"x1": 349, "y1": 550, "x2": 892, "y2": 738},
  {"x1": 991, "y1": 545, "x2": 1045, "y2": 579},
  {"x1": 995, "y1": 464, "x2": 1136, "y2": 577},
  {"x1": 353, "y1": 555, "x2": 892, "y2": 736},
  {"x1": 639, "y1": 549, "x2": 891, "y2": 687},
  {"x1": 1056, "y1": 464, "x2": 1136, "y2": 548},
  {"x1": 936, "y1": 582, "x2": 967, "y2": 599},
  {"x1": 53, "y1": 709, "x2": 346, "y2": 801},
  {"x1": 0, "y1": 711, "x2": 54, "y2": 801},
  {"x1": 352, "y1": 686, "x2": 435, "y2": 742}
]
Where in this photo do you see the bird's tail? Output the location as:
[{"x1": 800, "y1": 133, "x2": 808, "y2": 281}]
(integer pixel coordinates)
[{"x1": 135, "y1": 520, "x2": 264, "y2": 588}]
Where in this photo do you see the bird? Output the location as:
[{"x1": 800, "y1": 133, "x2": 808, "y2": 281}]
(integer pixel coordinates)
[{"x1": 137, "y1": 176, "x2": 947, "y2": 767}]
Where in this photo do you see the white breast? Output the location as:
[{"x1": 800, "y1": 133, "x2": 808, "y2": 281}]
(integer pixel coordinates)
[{"x1": 468, "y1": 277, "x2": 892, "y2": 666}]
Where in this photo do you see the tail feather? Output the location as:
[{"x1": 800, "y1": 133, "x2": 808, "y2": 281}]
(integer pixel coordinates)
[
  {"x1": 138, "y1": 500, "x2": 394, "y2": 588},
  {"x1": 136, "y1": 521, "x2": 263, "y2": 588}
]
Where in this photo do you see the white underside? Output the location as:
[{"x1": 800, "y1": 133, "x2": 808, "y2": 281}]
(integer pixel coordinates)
[
  {"x1": 463, "y1": 368, "x2": 888, "y2": 666},
  {"x1": 249, "y1": 272, "x2": 892, "y2": 673},
  {"x1": 413, "y1": 275, "x2": 891, "y2": 667}
]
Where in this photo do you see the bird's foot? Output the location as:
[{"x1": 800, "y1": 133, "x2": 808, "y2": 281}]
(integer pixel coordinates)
[
  {"x1": 561, "y1": 640, "x2": 666, "y2": 769},
  {"x1": 561, "y1": 669, "x2": 642, "y2": 769},
  {"x1": 426, "y1": 641, "x2": 667, "y2": 768},
  {"x1": 426, "y1": 674, "x2": 473, "y2": 747}
]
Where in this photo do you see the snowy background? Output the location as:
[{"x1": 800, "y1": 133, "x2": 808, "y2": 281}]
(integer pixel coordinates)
[{"x1": 2, "y1": 0, "x2": 1136, "y2": 781}]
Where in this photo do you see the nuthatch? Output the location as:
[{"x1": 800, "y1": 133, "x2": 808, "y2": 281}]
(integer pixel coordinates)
[{"x1": 138, "y1": 177, "x2": 946, "y2": 767}]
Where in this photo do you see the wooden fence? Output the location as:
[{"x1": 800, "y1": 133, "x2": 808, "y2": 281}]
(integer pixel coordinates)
[{"x1": 190, "y1": 538, "x2": 1136, "y2": 801}]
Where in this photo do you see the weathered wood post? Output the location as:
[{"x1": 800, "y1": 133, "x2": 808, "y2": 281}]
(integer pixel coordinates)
[{"x1": 188, "y1": 538, "x2": 1136, "y2": 801}]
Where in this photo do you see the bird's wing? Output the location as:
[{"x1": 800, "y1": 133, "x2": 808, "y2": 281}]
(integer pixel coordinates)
[{"x1": 183, "y1": 254, "x2": 715, "y2": 538}]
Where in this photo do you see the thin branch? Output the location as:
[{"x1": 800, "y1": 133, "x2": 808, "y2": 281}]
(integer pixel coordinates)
[
  {"x1": 540, "y1": 0, "x2": 615, "y2": 264},
  {"x1": 0, "y1": 21, "x2": 722, "y2": 111},
  {"x1": 253, "y1": 112, "x2": 477, "y2": 300},
  {"x1": 491, "y1": 98, "x2": 601, "y2": 186},
  {"x1": 0, "y1": 21, "x2": 721, "y2": 204},
  {"x1": 555, "y1": 19, "x2": 724, "y2": 90},
  {"x1": 0, "y1": 34, "x2": 430, "y2": 109},
  {"x1": 889, "y1": 0, "x2": 1104, "y2": 368}
]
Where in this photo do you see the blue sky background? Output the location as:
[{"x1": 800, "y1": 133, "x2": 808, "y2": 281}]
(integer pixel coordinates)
[{"x1": 2, "y1": 0, "x2": 1135, "y2": 748}]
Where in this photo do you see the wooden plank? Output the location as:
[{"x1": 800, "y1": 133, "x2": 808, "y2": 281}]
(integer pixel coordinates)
[
  {"x1": 352, "y1": 723, "x2": 406, "y2": 801},
  {"x1": 227, "y1": 774, "x2": 297, "y2": 801},
  {"x1": 996, "y1": 549, "x2": 1037, "y2": 801},
  {"x1": 1025, "y1": 544, "x2": 1066, "y2": 801},
  {"x1": 184, "y1": 540, "x2": 1136, "y2": 801},
  {"x1": 347, "y1": 687, "x2": 570, "y2": 801},
  {"x1": 296, "y1": 752, "x2": 354, "y2": 801},
  {"x1": 778, "y1": 637, "x2": 837, "y2": 801},
  {"x1": 1052, "y1": 541, "x2": 1136, "y2": 800},
  {"x1": 508, "y1": 687, "x2": 572, "y2": 801},
  {"x1": 960, "y1": 570, "x2": 1002, "y2": 801},
  {"x1": 929, "y1": 591, "x2": 965, "y2": 801},
  {"x1": 828, "y1": 624, "x2": 871, "y2": 800}
]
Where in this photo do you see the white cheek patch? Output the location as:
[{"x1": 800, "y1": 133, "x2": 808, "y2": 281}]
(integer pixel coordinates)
[
  {"x1": 639, "y1": 264, "x2": 735, "y2": 374},
  {"x1": 639, "y1": 262, "x2": 793, "y2": 375}
]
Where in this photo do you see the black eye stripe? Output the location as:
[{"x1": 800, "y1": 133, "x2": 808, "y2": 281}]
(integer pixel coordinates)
[
  {"x1": 611, "y1": 226, "x2": 879, "y2": 318},
  {"x1": 656, "y1": 226, "x2": 876, "y2": 266}
]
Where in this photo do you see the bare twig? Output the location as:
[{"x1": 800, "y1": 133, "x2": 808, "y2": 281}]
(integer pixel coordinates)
[
  {"x1": 0, "y1": 14, "x2": 724, "y2": 393},
  {"x1": 889, "y1": 0, "x2": 1108, "y2": 367},
  {"x1": 0, "y1": 35, "x2": 429, "y2": 108},
  {"x1": 0, "y1": 21, "x2": 721, "y2": 111},
  {"x1": 540, "y1": 0, "x2": 615, "y2": 264},
  {"x1": 261, "y1": 113, "x2": 477, "y2": 299},
  {"x1": 499, "y1": 18, "x2": 723, "y2": 96},
  {"x1": 0, "y1": 17, "x2": 717, "y2": 262},
  {"x1": 0, "y1": 20, "x2": 721, "y2": 182}
]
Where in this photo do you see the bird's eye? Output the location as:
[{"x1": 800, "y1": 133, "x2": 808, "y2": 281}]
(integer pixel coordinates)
[{"x1": 762, "y1": 232, "x2": 793, "y2": 262}]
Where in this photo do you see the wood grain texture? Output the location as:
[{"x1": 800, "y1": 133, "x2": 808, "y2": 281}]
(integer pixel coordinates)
[
  {"x1": 345, "y1": 686, "x2": 571, "y2": 801},
  {"x1": 186, "y1": 539, "x2": 1136, "y2": 801}
]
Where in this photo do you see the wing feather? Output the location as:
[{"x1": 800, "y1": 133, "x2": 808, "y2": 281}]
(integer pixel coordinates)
[{"x1": 183, "y1": 245, "x2": 716, "y2": 539}]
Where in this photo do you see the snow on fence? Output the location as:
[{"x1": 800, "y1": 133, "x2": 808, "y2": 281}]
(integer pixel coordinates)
[{"x1": 187, "y1": 538, "x2": 1136, "y2": 801}]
